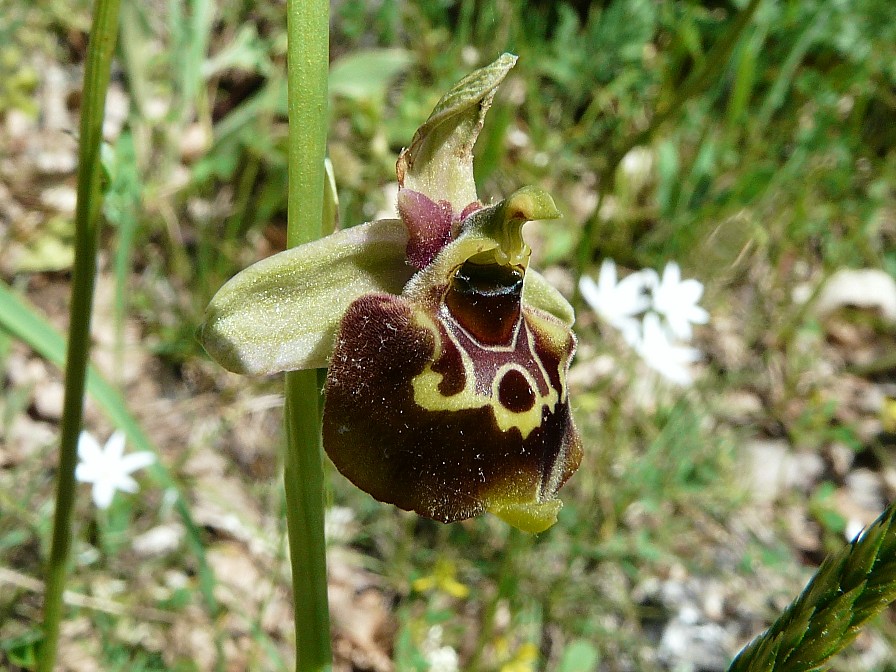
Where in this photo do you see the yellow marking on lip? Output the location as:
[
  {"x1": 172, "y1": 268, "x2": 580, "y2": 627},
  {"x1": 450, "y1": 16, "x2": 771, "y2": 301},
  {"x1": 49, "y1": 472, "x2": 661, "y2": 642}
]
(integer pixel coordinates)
[{"x1": 410, "y1": 308, "x2": 558, "y2": 439}]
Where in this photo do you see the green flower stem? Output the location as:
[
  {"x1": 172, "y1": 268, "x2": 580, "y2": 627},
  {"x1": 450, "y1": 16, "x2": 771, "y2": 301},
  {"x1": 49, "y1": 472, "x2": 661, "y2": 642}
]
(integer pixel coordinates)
[
  {"x1": 38, "y1": 0, "x2": 121, "y2": 668},
  {"x1": 283, "y1": 1, "x2": 332, "y2": 671}
]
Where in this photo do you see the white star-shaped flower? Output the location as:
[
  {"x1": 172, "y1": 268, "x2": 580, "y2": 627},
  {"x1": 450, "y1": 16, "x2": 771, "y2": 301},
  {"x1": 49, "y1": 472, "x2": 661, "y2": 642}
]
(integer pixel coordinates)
[
  {"x1": 635, "y1": 312, "x2": 702, "y2": 386},
  {"x1": 75, "y1": 430, "x2": 155, "y2": 509},
  {"x1": 579, "y1": 259, "x2": 653, "y2": 346},
  {"x1": 650, "y1": 262, "x2": 709, "y2": 340}
]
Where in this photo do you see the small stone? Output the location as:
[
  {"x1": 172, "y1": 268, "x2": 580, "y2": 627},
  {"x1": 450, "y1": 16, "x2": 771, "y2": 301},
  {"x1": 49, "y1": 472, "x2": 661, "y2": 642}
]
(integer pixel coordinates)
[
  {"x1": 180, "y1": 123, "x2": 211, "y2": 162},
  {"x1": 103, "y1": 84, "x2": 130, "y2": 141},
  {"x1": 34, "y1": 146, "x2": 77, "y2": 175},
  {"x1": 747, "y1": 440, "x2": 824, "y2": 502},
  {"x1": 746, "y1": 440, "x2": 788, "y2": 502},
  {"x1": 33, "y1": 380, "x2": 65, "y2": 421},
  {"x1": 827, "y1": 442, "x2": 855, "y2": 476},
  {"x1": 133, "y1": 524, "x2": 185, "y2": 557},
  {"x1": 815, "y1": 268, "x2": 896, "y2": 323},
  {"x1": 845, "y1": 468, "x2": 885, "y2": 513},
  {"x1": 5, "y1": 108, "x2": 35, "y2": 139},
  {"x1": 40, "y1": 185, "x2": 77, "y2": 214},
  {"x1": 41, "y1": 64, "x2": 71, "y2": 131}
]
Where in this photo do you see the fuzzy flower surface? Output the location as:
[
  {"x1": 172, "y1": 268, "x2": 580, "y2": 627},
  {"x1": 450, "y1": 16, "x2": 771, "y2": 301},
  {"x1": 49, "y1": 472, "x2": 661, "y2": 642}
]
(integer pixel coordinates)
[{"x1": 75, "y1": 430, "x2": 155, "y2": 509}]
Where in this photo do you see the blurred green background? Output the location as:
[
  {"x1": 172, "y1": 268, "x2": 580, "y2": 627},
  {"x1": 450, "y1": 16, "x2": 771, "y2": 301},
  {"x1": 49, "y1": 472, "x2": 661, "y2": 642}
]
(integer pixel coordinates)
[{"x1": 1, "y1": 0, "x2": 895, "y2": 670}]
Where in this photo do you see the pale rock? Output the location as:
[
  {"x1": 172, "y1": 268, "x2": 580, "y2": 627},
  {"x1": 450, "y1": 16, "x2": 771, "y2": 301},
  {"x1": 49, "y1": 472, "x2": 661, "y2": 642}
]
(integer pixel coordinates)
[
  {"x1": 5, "y1": 108, "x2": 35, "y2": 139},
  {"x1": 40, "y1": 185, "x2": 78, "y2": 214},
  {"x1": 103, "y1": 84, "x2": 130, "y2": 141},
  {"x1": 747, "y1": 440, "x2": 824, "y2": 502},
  {"x1": 34, "y1": 144, "x2": 78, "y2": 175},
  {"x1": 132, "y1": 523, "x2": 185, "y2": 556},
  {"x1": 33, "y1": 379, "x2": 65, "y2": 421},
  {"x1": 180, "y1": 123, "x2": 211, "y2": 162},
  {"x1": 844, "y1": 468, "x2": 885, "y2": 513},
  {"x1": 6, "y1": 352, "x2": 48, "y2": 387},
  {"x1": 144, "y1": 96, "x2": 170, "y2": 121},
  {"x1": 814, "y1": 268, "x2": 896, "y2": 323},
  {"x1": 827, "y1": 442, "x2": 855, "y2": 476},
  {"x1": 41, "y1": 64, "x2": 71, "y2": 131},
  {"x1": 7, "y1": 415, "x2": 56, "y2": 463}
]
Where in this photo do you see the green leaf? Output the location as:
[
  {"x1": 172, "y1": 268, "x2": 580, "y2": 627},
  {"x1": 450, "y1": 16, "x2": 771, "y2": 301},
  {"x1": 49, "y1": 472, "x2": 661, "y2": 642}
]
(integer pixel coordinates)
[
  {"x1": 199, "y1": 218, "x2": 412, "y2": 374},
  {"x1": 728, "y1": 502, "x2": 896, "y2": 672},
  {"x1": 329, "y1": 48, "x2": 413, "y2": 101},
  {"x1": 396, "y1": 52, "x2": 517, "y2": 211},
  {"x1": 556, "y1": 640, "x2": 600, "y2": 672}
]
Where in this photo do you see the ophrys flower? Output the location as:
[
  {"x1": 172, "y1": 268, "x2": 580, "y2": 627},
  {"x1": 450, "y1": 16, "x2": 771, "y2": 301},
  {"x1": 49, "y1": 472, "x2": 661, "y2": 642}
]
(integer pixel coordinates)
[{"x1": 200, "y1": 55, "x2": 581, "y2": 533}]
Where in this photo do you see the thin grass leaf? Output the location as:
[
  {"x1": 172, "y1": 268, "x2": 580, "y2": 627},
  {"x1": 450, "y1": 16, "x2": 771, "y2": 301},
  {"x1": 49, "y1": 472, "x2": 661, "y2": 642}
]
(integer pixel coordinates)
[
  {"x1": 728, "y1": 503, "x2": 896, "y2": 672},
  {"x1": 0, "y1": 281, "x2": 220, "y2": 620}
]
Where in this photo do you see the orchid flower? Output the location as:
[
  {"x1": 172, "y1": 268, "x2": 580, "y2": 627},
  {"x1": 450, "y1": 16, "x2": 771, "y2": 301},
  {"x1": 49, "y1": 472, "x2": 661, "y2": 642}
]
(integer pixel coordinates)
[{"x1": 200, "y1": 55, "x2": 581, "y2": 533}]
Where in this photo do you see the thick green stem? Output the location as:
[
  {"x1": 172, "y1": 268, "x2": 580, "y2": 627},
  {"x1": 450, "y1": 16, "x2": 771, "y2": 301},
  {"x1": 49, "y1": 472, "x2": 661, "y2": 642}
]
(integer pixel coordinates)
[
  {"x1": 38, "y1": 0, "x2": 121, "y2": 669},
  {"x1": 283, "y1": 1, "x2": 332, "y2": 671}
]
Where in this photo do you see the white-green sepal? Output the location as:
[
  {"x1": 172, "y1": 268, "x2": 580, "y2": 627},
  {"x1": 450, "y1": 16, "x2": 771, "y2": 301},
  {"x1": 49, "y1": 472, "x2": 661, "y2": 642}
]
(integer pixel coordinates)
[
  {"x1": 199, "y1": 219, "x2": 412, "y2": 375},
  {"x1": 524, "y1": 270, "x2": 575, "y2": 328},
  {"x1": 396, "y1": 53, "x2": 517, "y2": 211}
]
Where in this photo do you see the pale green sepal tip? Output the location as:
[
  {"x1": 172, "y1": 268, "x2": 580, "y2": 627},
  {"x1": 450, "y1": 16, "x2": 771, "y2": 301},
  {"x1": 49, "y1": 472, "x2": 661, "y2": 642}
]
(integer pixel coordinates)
[
  {"x1": 397, "y1": 53, "x2": 517, "y2": 210},
  {"x1": 199, "y1": 218, "x2": 412, "y2": 375},
  {"x1": 488, "y1": 499, "x2": 563, "y2": 534},
  {"x1": 503, "y1": 185, "x2": 562, "y2": 222}
]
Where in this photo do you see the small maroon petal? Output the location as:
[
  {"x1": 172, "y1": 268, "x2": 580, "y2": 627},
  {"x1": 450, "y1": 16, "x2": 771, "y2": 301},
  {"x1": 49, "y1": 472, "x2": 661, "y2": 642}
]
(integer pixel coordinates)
[
  {"x1": 459, "y1": 201, "x2": 483, "y2": 220},
  {"x1": 398, "y1": 189, "x2": 454, "y2": 270}
]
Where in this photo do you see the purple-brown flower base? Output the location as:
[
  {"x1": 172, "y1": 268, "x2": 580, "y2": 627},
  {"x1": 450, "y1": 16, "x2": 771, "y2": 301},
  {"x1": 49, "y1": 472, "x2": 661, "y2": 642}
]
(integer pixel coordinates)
[{"x1": 322, "y1": 289, "x2": 582, "y2": 533}]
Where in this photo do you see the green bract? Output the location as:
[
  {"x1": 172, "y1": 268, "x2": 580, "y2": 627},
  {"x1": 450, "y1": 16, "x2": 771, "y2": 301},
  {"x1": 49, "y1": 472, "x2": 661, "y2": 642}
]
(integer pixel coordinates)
[{"x1": 200, "y1": 54, "x2": 582, "y2": 533}]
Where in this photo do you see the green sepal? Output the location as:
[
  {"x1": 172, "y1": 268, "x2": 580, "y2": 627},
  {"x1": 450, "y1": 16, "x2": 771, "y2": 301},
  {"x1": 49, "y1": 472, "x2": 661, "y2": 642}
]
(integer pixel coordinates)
[
  {"x1": 488, "y1": 499, "x2": 563, "y2": 534},
  {"x1": 199, "y1": 218, "x2": 412, "y2": 375},
  {"x1": 524, "y1": 269, "x2": 575, "y2": 328},
  {"x1": 396, "y1": 53, "x2": 517, "y2": 211}
]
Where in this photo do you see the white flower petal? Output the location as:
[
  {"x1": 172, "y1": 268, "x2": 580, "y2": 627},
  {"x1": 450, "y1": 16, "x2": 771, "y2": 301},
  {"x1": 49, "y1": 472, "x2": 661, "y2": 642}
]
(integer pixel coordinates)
[
  {"x1": 578, "y1": 275, "x2": 603, "y2": 310},
  {"x1": 115, "y1": 474, "x2": 140, "y2": 494},
  {"x1": 76, "y1": 429, "x2": 154, "y2": 509},
  {"x1": 597, "y1": 259, "x2": 618, "y2": 292},
  {"x1": 637, "y1": 313, "x2": 701, "y2": 386},
  {"x1": 120, "y1": 452, "x2": 156, "y2": 474},
  {"x1": 77, "y1": 431, "x2": 103, "y2": 462},
  {"x1": 93, "y1": 481, "x2": 116, "y2": 509},
  {"x1": 678, "y1": 278, "x2": 704, "y2": 303},
  {"x1": 648, "y1": 262, "x2": 709, "y2": 341},
  {"x1": 617, "y1": 316, "x2": 643, "y2": 347},
  {"x1": 75, "y1": 463, "x2": 100, "y2": 483},
  {"x1": 104, "y1": 430, "x2": 127, "y2": 460},
  {"x1": 662, "y1": 262, "x2": 681, "y2": 287}
]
